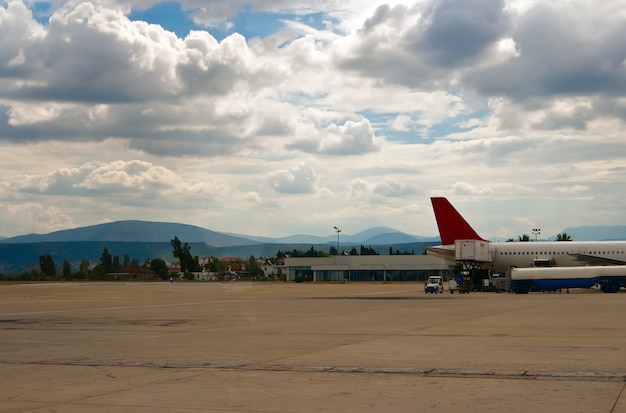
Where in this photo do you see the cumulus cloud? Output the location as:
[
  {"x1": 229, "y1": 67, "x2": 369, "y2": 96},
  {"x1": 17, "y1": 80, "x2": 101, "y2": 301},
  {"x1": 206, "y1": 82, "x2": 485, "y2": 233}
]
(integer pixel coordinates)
[
  {"x1": 414, "y1": 0, "x2": 512, "y2": 68},
  {"x1": 373, "y1": 178, "x2": 417, "y2": 197},
  {"x1": 286, "y1": 119, "x2": 380, "y2": 155},
  {"x1": 16, "y1": 160, "x2": 223, "y2": 209},
  {"x1": 0, "y1": 1, "x2": 290, "y2": 156},
  {"x1": 462, "y1": 1, "x2": 626, "y2": 105},
  {"x1": 338, "y1": 0, "x2": 512, "y2": 89},
  {"x1": 348, "y1": 179, "x2": 370, "y2": 198},
  {"x1": 266, "y1": 161, "x2": 319, "y2": 194},
  {"x1": 0, "y1": 202, "x2": 75, "y2": 236}
]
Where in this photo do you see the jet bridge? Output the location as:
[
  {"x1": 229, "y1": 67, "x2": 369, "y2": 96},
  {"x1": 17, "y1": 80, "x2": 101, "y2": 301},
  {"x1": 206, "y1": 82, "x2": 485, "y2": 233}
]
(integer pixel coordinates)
[
  {"x1": 454, "y1": 240, "x2": 493, "y2": 291},
  {"x1": 455, "y1": 240, "x2": 491, "y2": 263}
]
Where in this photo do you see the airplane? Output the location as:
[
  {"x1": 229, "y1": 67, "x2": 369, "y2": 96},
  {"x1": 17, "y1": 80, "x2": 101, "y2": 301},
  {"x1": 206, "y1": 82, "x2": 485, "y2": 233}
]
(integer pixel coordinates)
[{"x1": 426, "y1": 197, "x2": 626, "y2": 293}]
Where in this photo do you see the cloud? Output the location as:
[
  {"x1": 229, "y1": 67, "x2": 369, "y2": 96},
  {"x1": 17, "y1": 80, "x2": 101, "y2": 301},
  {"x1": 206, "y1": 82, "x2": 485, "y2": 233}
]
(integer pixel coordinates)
[
  {"x1": 554, "y1": 185, "x2": 589, "y2": 194},
  {"x1": 373, "y1": 178, "x2": 417, "y2": 197},
  {"x1": 0, "y1": 201, "x2": 75, "y2": 236},
  {"x1": 348, "y1": 179, "x2": 370, "y2": 198},
  {"x1": 337, "y1": 0, "x2": 512, "y2": 89},
  {"x1": 286, "y1": 119, "x2": 380, "y2": 155},
  {"x1": 462, "y1": 1, "x2": 626, "y2": 106},
  {"x1": 15, "y1": 160, "x2": 224, "y2": 210},
  {"x1": 0, "y1": 1, "x2": 290, "y2": 157},
  {"x1": 266, "y1": 161, "x2": 319, "y2": 194},
  {"x1": 451, "y1": 182, "x2": 494, "y2": 196},
  {"x1": 414, "y1": 0, "x2": 512, "y2": 68}
]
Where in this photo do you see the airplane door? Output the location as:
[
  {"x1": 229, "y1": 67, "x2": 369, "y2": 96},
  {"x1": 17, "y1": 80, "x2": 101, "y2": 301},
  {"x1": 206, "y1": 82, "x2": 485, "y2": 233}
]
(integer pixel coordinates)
[{"x1": 579, "y1": 247, "x2": 587, "y2": 254}]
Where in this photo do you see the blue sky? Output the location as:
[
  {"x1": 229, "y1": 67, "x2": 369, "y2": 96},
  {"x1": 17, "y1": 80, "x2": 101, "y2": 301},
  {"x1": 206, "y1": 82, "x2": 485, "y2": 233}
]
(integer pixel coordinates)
[
  {"x1": 127, "y1": 2, "x2": 318, "y2": 41},
  {"x1": 129, "y1": 2, "x2": 198, "y2": 38},
  {"x1": 0, "y1": 0, "x2": 625, "y2": 240}
]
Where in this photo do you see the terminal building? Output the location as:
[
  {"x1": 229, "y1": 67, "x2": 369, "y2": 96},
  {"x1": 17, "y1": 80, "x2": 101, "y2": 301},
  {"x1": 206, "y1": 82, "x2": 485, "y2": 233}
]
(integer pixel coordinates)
[{"x1": 284, "y1": 255, "x2": 454, "y2": 282}]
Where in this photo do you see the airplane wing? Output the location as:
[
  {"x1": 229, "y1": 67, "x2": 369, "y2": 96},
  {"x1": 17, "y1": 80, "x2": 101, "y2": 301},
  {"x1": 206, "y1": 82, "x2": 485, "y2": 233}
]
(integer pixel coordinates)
[
  {"x1": 568, "y1": 253, "x2": 626, "y2": 266},
  {"x1": 426, "y1": 245, "x2": 456, "y2": 262}
]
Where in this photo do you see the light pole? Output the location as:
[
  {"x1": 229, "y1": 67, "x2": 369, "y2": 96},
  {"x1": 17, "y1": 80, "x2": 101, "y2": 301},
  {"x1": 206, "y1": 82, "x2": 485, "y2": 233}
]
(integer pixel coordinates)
[
  {"x1": 532, "y1": 228, "x2": 541, "y2": 242},
  {"x1": 333, "y1": 226, "x2": 341, "y2": 255}
]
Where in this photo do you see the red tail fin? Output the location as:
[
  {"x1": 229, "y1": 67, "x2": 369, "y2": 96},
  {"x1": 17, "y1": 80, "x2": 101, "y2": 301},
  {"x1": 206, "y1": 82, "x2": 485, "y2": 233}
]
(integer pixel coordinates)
[{"x1": 431, "y1": 197, "x2": 486, "y2": 245}]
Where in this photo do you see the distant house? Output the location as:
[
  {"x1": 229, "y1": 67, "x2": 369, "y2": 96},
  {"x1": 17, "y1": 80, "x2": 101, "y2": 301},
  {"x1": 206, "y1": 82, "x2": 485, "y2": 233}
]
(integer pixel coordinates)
[
  {"x1": 261, "y1": 263, "x2": 286, "y2": 280},
  {"x1": 168, "y1": 261, "x2": 182, "y2": 273},
  {"x1": 108, "y1": 267, "x2": 156, "y2": 281},
  {"x1": 193, "y1": 271, "x2": 217, "y2": 281}
]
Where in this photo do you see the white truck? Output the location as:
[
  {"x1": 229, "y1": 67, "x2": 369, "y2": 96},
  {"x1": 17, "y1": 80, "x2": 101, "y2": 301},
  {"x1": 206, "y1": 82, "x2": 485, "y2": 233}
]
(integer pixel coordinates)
[{"x1": 424, "y1": 275, "x2": 444, "y2": 294}]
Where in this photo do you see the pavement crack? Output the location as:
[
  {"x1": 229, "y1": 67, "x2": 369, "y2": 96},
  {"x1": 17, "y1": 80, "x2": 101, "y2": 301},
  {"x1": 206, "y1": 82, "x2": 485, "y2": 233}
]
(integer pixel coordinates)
[{"x1": 6, "y1": 360, "x2": 624, "y2": 383}]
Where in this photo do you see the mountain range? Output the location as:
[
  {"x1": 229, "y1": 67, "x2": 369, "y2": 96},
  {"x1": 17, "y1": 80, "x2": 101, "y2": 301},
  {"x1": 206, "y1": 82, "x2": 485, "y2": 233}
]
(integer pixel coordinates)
[
  {"x1": 0, "y1": 221, "x2": 624, "y2": 274},
  {"x1": 0, "y1": 220, "x2": 438, "y2": 246},
  {"x1": 0, "y1": 221, "x2": 437, "y2": 274}
]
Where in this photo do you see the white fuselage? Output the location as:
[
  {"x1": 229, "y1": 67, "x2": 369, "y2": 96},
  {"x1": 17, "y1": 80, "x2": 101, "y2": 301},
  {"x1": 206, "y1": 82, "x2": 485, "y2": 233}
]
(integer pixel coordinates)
[
  {"x1": 489, "y1": 241, "x2": 626, "y2": 272},
  {"x1": 429, "y1": 241, "x2": 626, "y2": 272}
]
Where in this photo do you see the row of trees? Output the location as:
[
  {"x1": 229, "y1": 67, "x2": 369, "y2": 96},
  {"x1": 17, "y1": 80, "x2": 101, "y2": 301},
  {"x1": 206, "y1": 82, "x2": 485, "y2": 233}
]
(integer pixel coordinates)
[
  {"x1": 36, "y1": 248, "x2": 171, "y2": 280},
  {"x1": 276, "y1": 244, "x2": 414, "y2": 258},
  {"x1": 30, "y1": 235, "x2": 425, "y2": 281},
  {"x1": 507, "y1": 233, "x2": 572, "y2": 242},
  {"x1": 31, "y1": 236, "x2": 268, "y2": 281}
]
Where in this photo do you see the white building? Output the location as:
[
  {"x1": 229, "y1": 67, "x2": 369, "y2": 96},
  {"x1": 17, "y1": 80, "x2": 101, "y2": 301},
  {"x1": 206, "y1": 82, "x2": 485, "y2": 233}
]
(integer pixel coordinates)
[{"x1": 284, "y1": 255, "x2": 454, "y2": 282}]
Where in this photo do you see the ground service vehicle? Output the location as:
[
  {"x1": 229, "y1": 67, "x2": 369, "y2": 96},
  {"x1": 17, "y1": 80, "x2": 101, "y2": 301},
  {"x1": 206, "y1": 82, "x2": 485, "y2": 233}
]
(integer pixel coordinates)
[
  {"x1": 424, "y1": 275, "x2": 444, "y2": 294},
  {"x1": 448, "y1": 273, "x2": 471, "y2": 294}
]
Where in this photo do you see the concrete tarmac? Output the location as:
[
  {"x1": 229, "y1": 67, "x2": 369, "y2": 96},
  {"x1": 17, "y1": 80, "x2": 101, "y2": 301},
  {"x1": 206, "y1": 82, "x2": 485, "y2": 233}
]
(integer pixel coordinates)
[{"x1": 0, "y1": 282, "x2": 625, "y2": 413}]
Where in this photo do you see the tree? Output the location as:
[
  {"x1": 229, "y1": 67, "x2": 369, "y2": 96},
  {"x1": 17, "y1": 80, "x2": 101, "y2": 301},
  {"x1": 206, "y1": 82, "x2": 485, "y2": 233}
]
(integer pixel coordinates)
[
  {"x1": 518, "y1": 234, "x2": 531, "y2": 242},
  {"x1": 100, "y1": 247, "x2": 113, "y2": 273},
  {"x1": 556, "y1": 233, "x2": 572, "y2": 241},
  {"x1": 171, "y1": 236, "x2": 188, "y2": 272},
  {"x1": 247, "y1": 255, "x2": 264, "y2": 278},
  {"x1": 112, "y1": 254, "x2": 121, "y2": 272},
  {"x1": 149, "y1": 258, "x2": 169, "y2": 280},
  {"x1": 62, "y1": 260, "x2": 72, "y2": 278},
  {"x1": 203, "y1": 256, "x2": 220, "y2": 273},
  {"x1": 79, "y1": 259, "x2": 90, "y2": 277},
  {"x1": 39, "y1": 254, "x2": 56, "y2": 277},
  {"x1": 171, "y1": 236, "x2": 197, "y2": 272},
  {"x1": 360, "y1": 245, "x2": 378, "y2": 255}
]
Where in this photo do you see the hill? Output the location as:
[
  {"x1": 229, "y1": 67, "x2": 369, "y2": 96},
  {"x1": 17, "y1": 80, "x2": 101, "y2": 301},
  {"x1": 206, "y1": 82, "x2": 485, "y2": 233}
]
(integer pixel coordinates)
[
  {"x1": 224, "y1": 226, "x2": 438, "y2": 244},
  {"x1": 0, "y1": 220, "x2": 259, "y2": 247},
  {"x1": 0, "y1": 222, "x2": 437, "y2": 246},
  {"x1": 0, "y1": 220, "x2": 441, "y2": 274}
]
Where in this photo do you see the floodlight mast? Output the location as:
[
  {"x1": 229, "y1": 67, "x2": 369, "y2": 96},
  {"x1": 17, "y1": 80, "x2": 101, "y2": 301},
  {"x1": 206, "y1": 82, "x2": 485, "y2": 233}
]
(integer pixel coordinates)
[
  {"x1": 333, "y1": 226, "x2": 341, "y2": 255},
  {"x1": 532, "y1": 228, "x2": 541, "y2": 242}
]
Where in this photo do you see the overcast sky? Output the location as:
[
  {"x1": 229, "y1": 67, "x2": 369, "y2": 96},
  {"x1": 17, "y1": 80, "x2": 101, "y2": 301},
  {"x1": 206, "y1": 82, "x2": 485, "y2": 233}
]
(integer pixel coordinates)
[{"x1": 0, "y1": 0, "x2": 624, "y2": 240}]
